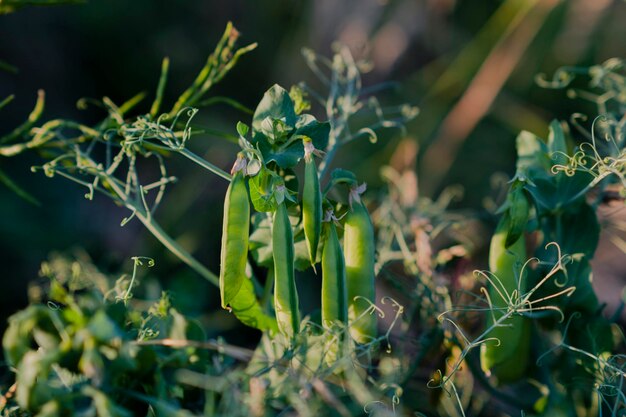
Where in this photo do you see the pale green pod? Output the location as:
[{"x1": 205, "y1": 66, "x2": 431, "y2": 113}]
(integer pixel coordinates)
[
  {"x1": 480, "y1": 216, "x2": 531, "y2": 384},
  {"x1": 302, "y1": 139, "x2": 322, "y2": 267},
  {"x1": 273, "y1": 201, "x2": 300, "y2": 339},
  {"x1": 219, "y1": 159, "x2": 250, "y2": 309},
  {"x1": 344, "y1": 199, "x2": 377, "y2": 344},
  {"x1": 321, "y1": 219, "x2": 348, "y2": 327}
]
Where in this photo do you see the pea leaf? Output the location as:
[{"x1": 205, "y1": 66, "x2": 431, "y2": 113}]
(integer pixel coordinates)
[
  {"x1": 538, "y1": 201, "x2": 600, "y2": 257},
  {"x1": 515, "y1": 130, "x2": 550, "y2": 178},
  {"x1": 295, "y1": 115, "x2": 330, "y2": 153},
  {"x1": 85, "y1": 387, "x2": 133, "y2": 417},
  {"x1": 547, "y1": 120, "x2": 569, "y2": 166},
  {"x1": 322, "y1": 169, "x2": 357, "y2": 195},
  {"x1": 87, "y1": 310, "x2": 124, "y2": 343},
  {"x1": 252, "y1": 84, "x2": 297, "y2": 139},
  {"x1": 526, "y1": 170, "x2": 592, "y2": 211},
  {"x1": 236, "y1": 121, "x2": 249, "y2": 138},
  {"x1": 3, "y1": 306, "x2": 58, "y2": 366},
  {"x1": 253, "y1": 118, "x2": 329, "y2": 168},
  {"x1": 248, "y1": 168, "x2": 281, "y2": 212},
  {"x1": 250, "y1": 85, "x2": 330, "y2": 169}
]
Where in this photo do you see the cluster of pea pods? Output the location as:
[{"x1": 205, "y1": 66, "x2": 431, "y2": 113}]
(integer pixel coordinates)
[{"x1": 219, "y1": 136, "x2": 378, "y2": 350}]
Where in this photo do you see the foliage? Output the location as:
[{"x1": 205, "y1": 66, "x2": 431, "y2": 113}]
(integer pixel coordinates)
[
  {"x1": 0, "y1": 254, "x2": 408, "y2": 416},
  {"x1": 2, "y1": 4, "x2": 626, "y2": 417},
  {"x1": 2, "y1": 254, "x2": 211, "y2": 415},
  {"x1": 0, "y1": 0, "x2": 84, "y2": 15}
]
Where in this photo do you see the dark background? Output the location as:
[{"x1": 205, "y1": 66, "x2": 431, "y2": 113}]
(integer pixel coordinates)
[{"x1": 1, "y1": 0, "x2": 625, "y2": 340}]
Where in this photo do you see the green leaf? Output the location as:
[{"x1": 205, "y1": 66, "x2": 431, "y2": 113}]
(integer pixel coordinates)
[
  {"x1": 248, "y1": 168, "x2": 281, "y2": 212},
  {"x1": 253, "y1": 118, "x2": 329, "y2": 169},
  {"x1": 84, "y1": 387, "x2": 133, "y2": 417},
  {"x1": 323, "y1": 169, "x2": 357, "y2": 195},
  {"x1": 539, "y1": 202, "x2": 600, "y2": 257},
  {"x1": 569, "y1": 313, "x2": 614, "y2": 355},
  {"x1": 236, "y1": 121, "x2": 249, "y2": 137},
  {"x1": 505, "y1": 184, "x2": 530, "y2": 248},
  {"x1": 331, "y1": 169, "x2": 357, "y2": 184},
  {"x1": 79, "y1": 344, "x2": 105, "y2": 384},
  {"x1": 255, "y1": 134, "x2": 302, "y2": 168},
  {"x1": 252, "y1": 84, "x2": 297, "y2": 136},
  {"x1": 87, "y1": 310, "x2": 124, "y2": 343},
  {"x1": 562, "y1": 257, "x2": 598, "y2": 313},
  {"x1": 294, "y1": 115, "x2": 330, "y2": 153},
  {"x1": 547, "y1": 120, "x2": 568, "y2": 166},
  {"x1": 526, "y1": 170, "x2": 592, "y2": 211},
  {"x1": 515, "y1": 130, "x2": 550, "y2": 178},
  {"x1": 16, "y1": 350, "x2": 60, "y2": 409},
  {"x1": 34, "y1": 400, "x2": 62, "y2": 417},
  {"x1": 250, "y1": 85, "x2": 329, "y2": 169},
  {"x1": 3, "y1": 306, "x2": 57, "y2": 366}
]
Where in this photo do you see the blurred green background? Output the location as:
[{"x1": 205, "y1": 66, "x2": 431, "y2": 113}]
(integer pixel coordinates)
[{"x1": 1, "y1": 0, "x2": 625, "y2": 342}]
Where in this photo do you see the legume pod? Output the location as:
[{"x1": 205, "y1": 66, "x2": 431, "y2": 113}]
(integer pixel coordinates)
[
  {"x1": 344, "y1": 195, "x2": 377, "y2": 344},
  {"x1": 273, "y1": 200, "x2": 300, "y2": 339},
  {"x1": 480, "y1": 216, "x2": 531, "y2": 384},
  {"x1": 219, "y1": 156, "x2": 250, "y2": 309},
  {"x1": 302, "y1": 139, "x2": 322, "y2": 267},
  {"x1": 321, "y1": 215, "x2": 348, "y2": 328}
]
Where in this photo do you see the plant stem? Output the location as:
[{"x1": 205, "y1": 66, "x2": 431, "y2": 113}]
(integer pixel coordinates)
[
  {"x1": 177, "y1": 147, "x2": 232, "y2": 181},
  {"x1": 106, "y1": 178, "x2": 220, "y2": 287},
  {"x1": 136, "y1": 211, "x2": 219, "y2": 286},
  {"x1": 318, "y1": 143, "x2": 338, "y2": 181}
]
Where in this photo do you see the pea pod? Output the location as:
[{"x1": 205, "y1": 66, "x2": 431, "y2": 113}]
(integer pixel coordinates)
[
  {"x1": 321, "y1": 211, "x2": 348, "y2": 328},
  {"x1": 321, "y1": 211, "x2": 348, "y2": 364},
  {"x1": 344, "y1": 186, "x2": 377, "y2": 344},
  {"x1": 272, "y1": 196, "x2": 300, "y2": 339},
  {"x1": 219, "y1": 154, "x2": 250, "y2": 309},
  {"x1": 302, "y1": 138, "x2": 322, "y2": 267},
  {"x1": 480, "y1": 215, "x2": 531, "y2": 384}
]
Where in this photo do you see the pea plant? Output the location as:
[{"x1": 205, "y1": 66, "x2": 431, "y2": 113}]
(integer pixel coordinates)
[
  {"x1": 425, "y1": 65, "x2": 626, "y2": 416},
  {"x1": 1, "y1": 23, "x2": 416, "y2": 340},
  {"x1": 2, "y1": 5, "x2": 626, "y2": 416},
  {"x1": 1, "y1": 20, "x2": 422, "y2": 416}
]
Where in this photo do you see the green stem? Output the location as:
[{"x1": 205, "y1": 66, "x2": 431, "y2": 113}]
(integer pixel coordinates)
[
  {"x1": 107, "y1": 178, "x2": 220, "y2": 287},
  {"x1": 177, "y1": 147, "x2": 232, "y2": 181},
  {"x1": 318, "y1": 141, "x2": 339, "y2": 180},
  {"x1": 136, "y1": 211, "x2": 219, "y2": 286}
]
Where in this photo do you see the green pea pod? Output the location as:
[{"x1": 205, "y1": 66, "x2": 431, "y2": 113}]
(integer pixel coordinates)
[
  {"x1": 273, "y1": 199, "x2": 300, "y2": 339},
  {"x1": 219, "y1": 156, "x2": 278, "y2": 333},
  {"x1": 219, "y1": 157, "x2": 250, "y2": 309},
  {"x1": 321, "y1": 214, "x2": 348, "y2": 364},
  {"x1": 480, "y1": 215, "x2": 531, "y2": 384},
  {"x1": 302, "y1": 139, "x2": 322, "y2": 267},
  {"x1": 321, "y1": 216, "x2": 348, "y2": 328},
  {"x1": 344, "y1": 190, "x2": 377, "y2": 344}
]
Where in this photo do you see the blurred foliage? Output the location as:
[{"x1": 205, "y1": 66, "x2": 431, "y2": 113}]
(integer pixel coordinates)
[
  {"x1": 2, "y1": 1, "x2": 626, "y2": 416},
  {"x1": 2, "y1": 253, "x2": 212, "y2": 415},
  {"x1": 2, "y1": 0, "x2": 625, "y2": 324}
]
